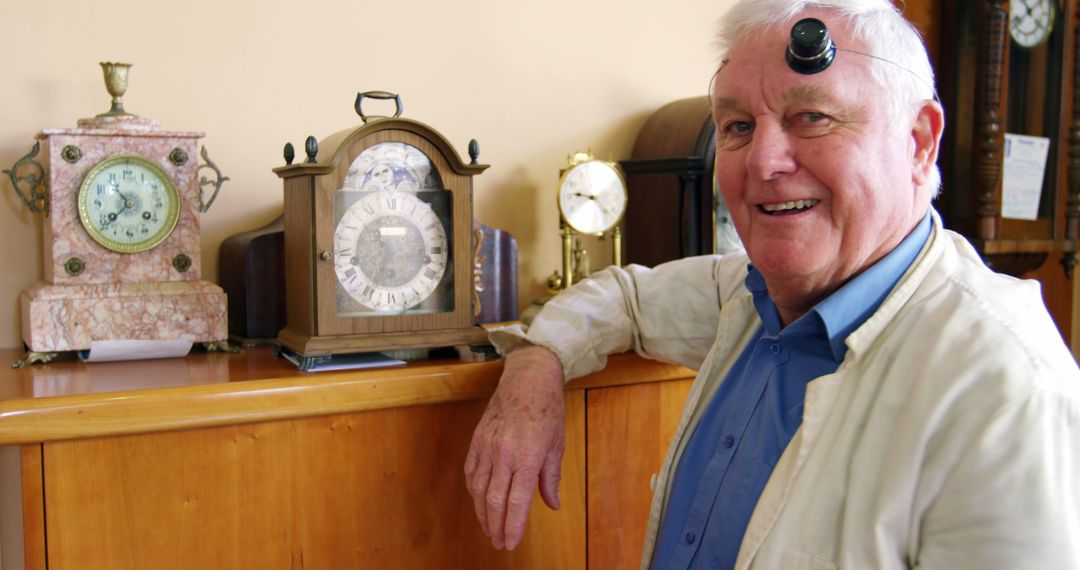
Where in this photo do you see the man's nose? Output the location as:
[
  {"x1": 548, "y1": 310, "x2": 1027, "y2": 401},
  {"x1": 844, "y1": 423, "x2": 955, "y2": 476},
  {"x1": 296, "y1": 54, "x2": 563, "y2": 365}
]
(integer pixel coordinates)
[{"x1": 745, "y1": 123, "x2": 797, "y2": 181}]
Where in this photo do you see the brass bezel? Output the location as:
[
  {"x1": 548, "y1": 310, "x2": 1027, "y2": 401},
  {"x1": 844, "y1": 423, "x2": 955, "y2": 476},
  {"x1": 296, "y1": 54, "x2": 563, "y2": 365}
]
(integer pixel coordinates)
[
  {"x1": 77, "y1": 154, "x2": 181, "y2": 254},
  {"x1": 556, "y1": 155, "x2": 628, "y2": 235}
]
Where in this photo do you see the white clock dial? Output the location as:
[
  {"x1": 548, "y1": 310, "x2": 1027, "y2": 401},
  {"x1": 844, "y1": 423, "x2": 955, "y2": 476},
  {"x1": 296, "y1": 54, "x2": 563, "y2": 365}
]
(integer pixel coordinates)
[
  {"x1": 558, "y1": 160, "x2": 627, "y2": 234},
  {"x1": 1010, "y1": 0, "x2": 1055, "y2": 48},
  {"x1": 77, "y1": 154, "x2": 180, "y2": 253},
  {"x1": 333, "y1": 191, "x2": 448, "y2": 312}
]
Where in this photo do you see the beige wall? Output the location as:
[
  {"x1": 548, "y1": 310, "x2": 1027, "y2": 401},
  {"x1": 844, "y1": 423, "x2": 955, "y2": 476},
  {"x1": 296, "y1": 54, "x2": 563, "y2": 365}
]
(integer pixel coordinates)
[{"x1": 0, "y1": 0, "x2": 732, "y2": 350}]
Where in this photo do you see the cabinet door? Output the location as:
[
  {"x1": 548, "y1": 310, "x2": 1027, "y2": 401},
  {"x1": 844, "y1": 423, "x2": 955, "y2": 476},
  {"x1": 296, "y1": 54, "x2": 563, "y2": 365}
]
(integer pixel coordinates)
[
  {"x1": 38, "y1": 395, "x2": 586, "y2": 570},
  {"x1": 586, "y1": 379, "x2": 692, "y2": 568}
]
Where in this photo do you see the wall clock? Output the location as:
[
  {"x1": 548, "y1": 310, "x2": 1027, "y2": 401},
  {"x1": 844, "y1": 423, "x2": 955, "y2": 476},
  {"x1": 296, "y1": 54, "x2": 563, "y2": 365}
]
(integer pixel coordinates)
[
  {"x1": 273, "y1": 91, "x2": 489, "y2": 366},
  {"x1": 936, "y1": 0, "x2": 1078, "y2": 277},
  {"x1": 3, "y1": 62, "x2": 229, "y2": 366},
  {"x1": 1010, "y1": 0, "x2": 1056, "y2": 47}
]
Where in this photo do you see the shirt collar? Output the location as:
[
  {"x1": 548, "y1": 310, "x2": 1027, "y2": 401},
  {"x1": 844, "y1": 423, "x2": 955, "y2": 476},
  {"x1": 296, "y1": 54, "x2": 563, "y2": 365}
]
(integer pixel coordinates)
[{"x1": 745, "y1": 211, "x2": 932, "y2": 362}]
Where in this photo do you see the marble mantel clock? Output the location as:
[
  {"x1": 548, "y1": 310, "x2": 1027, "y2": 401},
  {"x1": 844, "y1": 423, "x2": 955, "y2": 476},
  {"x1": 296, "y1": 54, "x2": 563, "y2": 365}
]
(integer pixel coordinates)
[{"x1": 3, "y1": 62, "x2": 230, "y2": 367}]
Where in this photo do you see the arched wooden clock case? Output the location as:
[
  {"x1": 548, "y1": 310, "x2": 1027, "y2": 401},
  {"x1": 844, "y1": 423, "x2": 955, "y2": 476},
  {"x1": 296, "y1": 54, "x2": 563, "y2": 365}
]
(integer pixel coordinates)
[{"x1": 273, "y1": 96, "x2": 490, "y2": 363}]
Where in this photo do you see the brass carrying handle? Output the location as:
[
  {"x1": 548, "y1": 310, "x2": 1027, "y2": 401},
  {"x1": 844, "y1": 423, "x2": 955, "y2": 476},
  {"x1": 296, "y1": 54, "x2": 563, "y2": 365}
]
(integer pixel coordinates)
[
  {"x1": 197, "y1": 146, "x2": 229, "y2": 213},
  {"x1": 354, "y1": 91, "x2": 403, "y2": 123},
  {"x1": 3, "y1": 141, "x2": 48, "y2": 214}
]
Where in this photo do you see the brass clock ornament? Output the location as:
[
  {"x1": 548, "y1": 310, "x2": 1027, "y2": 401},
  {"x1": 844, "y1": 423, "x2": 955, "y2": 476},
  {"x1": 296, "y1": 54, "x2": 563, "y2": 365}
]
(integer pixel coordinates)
[
  {"x1": 555, "y1": 151, "x2": 626, "y2": 289},
  {"x1": 274, "y1": 91, "x2": 489, "y2": 366},
  {"x1": 4, "y1": 62, "x2": 230, "y2": 366}
]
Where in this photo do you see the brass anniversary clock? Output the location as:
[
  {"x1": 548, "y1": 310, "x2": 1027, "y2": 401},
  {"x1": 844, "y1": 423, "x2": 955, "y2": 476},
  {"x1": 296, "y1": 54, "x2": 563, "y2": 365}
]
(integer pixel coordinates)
[
  {"x1": 555, "y1": 151, "x2": 626, "y2": 289},
  {"x1": 4, "y1": 62, "x2": 229, "y2": 366},
  {"x1": 274, "y1": 91, "x2": 489, "y2": 365}
]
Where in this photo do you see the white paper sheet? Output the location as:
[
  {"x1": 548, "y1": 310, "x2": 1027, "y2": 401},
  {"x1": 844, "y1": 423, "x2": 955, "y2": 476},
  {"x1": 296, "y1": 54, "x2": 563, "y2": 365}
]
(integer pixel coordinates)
[
  {"x1": 78, "y1": 339, "x2": 193, "y2": 363},
  {"x1": 1001, "y1": 133, "x2": 1051, "y2": 221}
]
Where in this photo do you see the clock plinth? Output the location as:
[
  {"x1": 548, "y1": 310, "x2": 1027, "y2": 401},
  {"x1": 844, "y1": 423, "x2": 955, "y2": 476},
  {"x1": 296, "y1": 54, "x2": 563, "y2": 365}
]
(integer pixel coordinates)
[{"x1": 20, "y1": 281, "x2": 226, "y2": 353}]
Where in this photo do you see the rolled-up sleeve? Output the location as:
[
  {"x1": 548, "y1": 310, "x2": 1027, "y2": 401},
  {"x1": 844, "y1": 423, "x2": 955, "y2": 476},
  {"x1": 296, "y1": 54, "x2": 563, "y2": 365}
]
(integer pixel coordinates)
[{"x1": 490, "y1": 255, "x2": 740, "y2": 381}]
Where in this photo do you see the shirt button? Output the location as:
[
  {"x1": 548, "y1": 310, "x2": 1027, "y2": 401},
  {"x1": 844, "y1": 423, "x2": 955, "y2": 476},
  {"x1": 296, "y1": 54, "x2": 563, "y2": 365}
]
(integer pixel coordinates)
[
  {"x1": 685, "y1": 532, "x2": 696, "y2": 545},
  {"x1": 723, "y1": 435, "x2": 735, "y2": 448},
  {"x1": 770, "y1": 343, "x2": 781, "y2": 353}
]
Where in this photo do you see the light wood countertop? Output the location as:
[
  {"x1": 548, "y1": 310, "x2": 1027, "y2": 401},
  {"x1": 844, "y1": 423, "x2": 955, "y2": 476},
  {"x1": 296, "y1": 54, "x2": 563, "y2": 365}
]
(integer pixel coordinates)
[{"x1": 0, "y1": 348, "x2": 694, "y2": 445}]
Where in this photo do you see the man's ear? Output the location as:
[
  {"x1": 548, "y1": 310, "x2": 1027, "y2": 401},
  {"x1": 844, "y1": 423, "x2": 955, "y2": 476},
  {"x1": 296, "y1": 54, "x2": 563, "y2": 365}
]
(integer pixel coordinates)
[{"x1": 911, "y1": 100, "x2": 945, "y2": 186}]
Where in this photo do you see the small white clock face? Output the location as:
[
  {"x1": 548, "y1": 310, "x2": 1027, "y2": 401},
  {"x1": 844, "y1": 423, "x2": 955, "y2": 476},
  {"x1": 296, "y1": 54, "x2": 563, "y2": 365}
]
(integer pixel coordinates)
[
  {"x1": 1010, "y1": 0, "x2": 1055, "y2": 48},
  {"x1": 333, "y1": 191, "x2": 448, "y2": 312},
  {"x1": 77, "y1": 155, "x2": 181, "y2": 253},
  {"x1": 558, "y1": 161, "x2": 627, "y2": 234}
]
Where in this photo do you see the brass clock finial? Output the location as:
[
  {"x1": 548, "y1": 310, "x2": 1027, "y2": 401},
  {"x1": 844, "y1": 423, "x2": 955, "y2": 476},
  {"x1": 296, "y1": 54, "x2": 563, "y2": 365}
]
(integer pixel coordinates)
[
  {"x1": 79, "y1": 61, "x2": 158, "y2": 131},
  {"x1": 97, "y1": 62, "x2": 134, "y2": 118}
]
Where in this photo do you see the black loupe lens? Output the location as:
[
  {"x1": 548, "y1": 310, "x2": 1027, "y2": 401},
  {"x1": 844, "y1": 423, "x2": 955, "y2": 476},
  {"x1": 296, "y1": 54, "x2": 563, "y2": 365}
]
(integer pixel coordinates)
[{"x1": 786, "y1": 18, "x2": 836, "y2": 74}]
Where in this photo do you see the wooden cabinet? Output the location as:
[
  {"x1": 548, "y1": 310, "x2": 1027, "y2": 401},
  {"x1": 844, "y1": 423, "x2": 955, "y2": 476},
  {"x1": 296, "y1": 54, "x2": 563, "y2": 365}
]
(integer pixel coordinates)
[{"x1": 0, "y1": 349, "x2": 692, "y2": 570}]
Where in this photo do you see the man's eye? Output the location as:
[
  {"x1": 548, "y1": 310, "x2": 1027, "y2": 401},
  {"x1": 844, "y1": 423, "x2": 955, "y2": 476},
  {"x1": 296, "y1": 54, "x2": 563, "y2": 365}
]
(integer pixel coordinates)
[
  {"x1": 717, "y1": 120, "x2": 753, "y2": 150},
  {"x1": 725, "y1": 121, "x2": 753, "y2": 134},
  {"x1": 788, "y1": 111, "x2": 834, "y2": 136}
]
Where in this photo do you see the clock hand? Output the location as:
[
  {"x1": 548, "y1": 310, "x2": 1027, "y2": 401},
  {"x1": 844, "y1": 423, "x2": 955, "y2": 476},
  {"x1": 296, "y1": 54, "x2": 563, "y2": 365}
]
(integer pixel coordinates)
[{"x1": 100, "y1": 196, "x2": 135, "y2": 228}]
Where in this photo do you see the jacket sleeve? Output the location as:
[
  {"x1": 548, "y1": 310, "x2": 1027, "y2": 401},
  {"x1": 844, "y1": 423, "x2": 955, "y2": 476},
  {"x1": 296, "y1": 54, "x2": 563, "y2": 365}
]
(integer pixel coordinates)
[
  {"x1": 913, "y1": 385, "x2": 1080, "y2": 569},
  {"x1": 489, "y1": 255, "x2": 739, "y2": 381}
]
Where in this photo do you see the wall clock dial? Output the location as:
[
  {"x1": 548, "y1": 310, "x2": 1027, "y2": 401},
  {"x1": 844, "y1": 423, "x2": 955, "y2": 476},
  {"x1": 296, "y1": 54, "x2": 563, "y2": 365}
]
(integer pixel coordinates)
[
  {"x1": 78, "y1": 154, "x2": 181, "y2": 253},
  {"x1": 1010, "y1": 0, "x2": 1055, "y2": 48}
]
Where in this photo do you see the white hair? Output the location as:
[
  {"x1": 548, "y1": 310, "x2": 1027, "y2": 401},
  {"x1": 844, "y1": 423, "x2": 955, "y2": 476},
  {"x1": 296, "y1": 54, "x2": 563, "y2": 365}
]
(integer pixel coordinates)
[{"x1": 716, "y1": 0, "x2": 941, "y2": 193}]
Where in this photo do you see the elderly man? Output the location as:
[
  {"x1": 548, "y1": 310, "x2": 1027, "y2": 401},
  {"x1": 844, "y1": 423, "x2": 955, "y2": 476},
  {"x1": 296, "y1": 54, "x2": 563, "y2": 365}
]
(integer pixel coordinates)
[{"x1": 465, "y1": 0, "x2": 1080, "y2": 568}]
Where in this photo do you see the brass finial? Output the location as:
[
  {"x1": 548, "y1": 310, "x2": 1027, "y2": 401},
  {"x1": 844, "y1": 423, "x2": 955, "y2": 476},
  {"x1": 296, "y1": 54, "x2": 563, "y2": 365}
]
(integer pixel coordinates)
[{"x1": 97, "y1": 62, "x2": 134, "y2": 118}]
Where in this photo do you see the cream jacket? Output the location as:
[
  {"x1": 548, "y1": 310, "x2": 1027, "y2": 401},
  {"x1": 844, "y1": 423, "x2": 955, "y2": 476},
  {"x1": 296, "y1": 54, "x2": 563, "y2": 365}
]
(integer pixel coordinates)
[{"x1": 490, "y1": 212, "x2": 1080, "y2": 569}]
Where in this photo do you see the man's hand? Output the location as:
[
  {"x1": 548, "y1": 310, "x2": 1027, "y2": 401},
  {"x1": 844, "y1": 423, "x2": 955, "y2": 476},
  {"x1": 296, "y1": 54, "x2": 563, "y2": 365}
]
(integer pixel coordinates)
[{"x1": 464, "y1": 344, "x2": 566, "y2": 551}]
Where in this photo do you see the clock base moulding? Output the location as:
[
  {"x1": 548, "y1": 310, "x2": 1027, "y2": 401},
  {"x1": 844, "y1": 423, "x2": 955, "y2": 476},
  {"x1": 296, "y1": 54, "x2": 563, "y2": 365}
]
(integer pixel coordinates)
[
  {"x1": 277, "y1": 326, "x2": 491, "y2": 361},
  {"x1": 20, "y1": 280, "x2": 227, "y2": 353}
]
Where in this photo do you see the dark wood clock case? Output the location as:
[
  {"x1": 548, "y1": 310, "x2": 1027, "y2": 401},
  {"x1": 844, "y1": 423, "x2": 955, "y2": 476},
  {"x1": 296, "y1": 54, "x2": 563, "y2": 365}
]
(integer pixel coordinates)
[{"x1": 620, "y1": 96, "x2": 716, "y2": 268}]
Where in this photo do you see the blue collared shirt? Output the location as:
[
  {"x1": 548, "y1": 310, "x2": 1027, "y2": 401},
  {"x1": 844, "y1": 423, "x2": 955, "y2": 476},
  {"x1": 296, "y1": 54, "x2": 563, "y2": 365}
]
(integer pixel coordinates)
[{"x1": 652, "y1": 213, "x2": 932, "y2": 570}]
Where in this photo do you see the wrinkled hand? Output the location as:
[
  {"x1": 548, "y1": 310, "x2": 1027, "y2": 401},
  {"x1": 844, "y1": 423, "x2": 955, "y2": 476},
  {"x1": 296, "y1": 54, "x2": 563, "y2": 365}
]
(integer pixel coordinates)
[{"x1": 464, "y1": 344, "x2": 566, "y2": 551}]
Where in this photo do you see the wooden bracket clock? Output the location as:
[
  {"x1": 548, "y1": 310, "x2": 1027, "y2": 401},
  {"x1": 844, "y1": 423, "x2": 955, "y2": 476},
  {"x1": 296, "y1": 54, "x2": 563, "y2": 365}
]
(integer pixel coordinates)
[
  {"x1": 3, "y1": 62, "x2": 230, "y2": 367},
  {"x1": 273, "y1": 91, "x2": 490, "y2": 367}
]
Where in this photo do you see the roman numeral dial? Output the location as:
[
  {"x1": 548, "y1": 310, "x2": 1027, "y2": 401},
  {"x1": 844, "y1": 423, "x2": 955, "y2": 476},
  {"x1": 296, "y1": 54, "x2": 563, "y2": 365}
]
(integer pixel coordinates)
[{"x1": 333, "y1": 191, "x2": 448, "y2": 312}]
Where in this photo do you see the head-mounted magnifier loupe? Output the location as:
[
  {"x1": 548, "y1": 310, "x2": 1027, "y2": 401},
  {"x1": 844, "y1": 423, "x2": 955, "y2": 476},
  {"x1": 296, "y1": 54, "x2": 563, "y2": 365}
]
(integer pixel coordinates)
[{"x1": 786, "y1": 18, "x2": 836, "y2": 74}]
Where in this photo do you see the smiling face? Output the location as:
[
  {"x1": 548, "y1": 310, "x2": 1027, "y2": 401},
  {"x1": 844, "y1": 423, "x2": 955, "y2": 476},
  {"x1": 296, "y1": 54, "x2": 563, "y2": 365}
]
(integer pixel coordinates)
[{"x1": 712, "y1": 11, "x2": 942, "y2": 322}]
